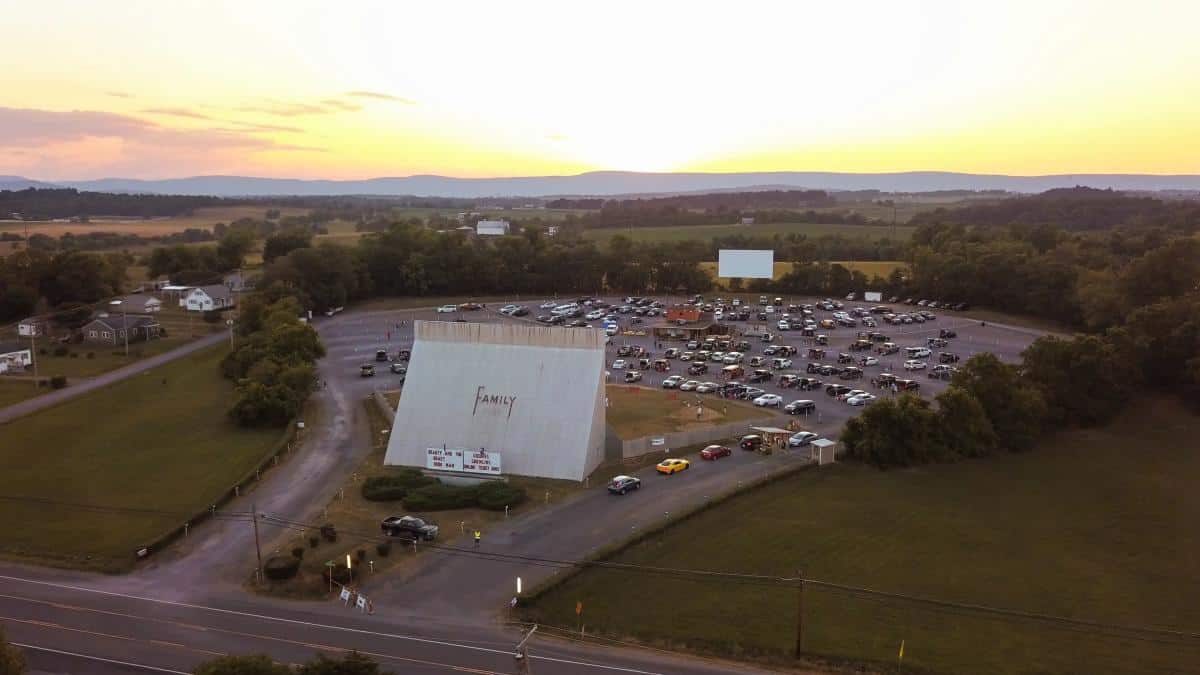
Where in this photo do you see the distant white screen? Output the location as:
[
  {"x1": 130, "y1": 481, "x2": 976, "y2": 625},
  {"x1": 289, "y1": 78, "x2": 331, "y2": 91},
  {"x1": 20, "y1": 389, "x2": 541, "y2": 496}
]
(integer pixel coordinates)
[
  {"x1": 864, "y1": 292, "x2": 883, "y2": 302},
  {"x1": 718, "y1": 249, "x2": 774, "y2": 279}
]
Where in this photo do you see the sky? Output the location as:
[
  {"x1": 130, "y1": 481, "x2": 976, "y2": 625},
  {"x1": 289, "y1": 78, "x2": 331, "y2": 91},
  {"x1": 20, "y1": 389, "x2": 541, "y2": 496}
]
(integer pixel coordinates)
[{"x1": 2, "y1": 0, "x2": 1198, "y2": 180}]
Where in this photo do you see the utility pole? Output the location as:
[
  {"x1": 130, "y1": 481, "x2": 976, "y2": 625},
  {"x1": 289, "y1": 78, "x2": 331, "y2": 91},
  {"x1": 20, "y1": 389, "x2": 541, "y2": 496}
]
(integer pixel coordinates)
[
  {"x1": 29, "y1": 329, "x2": 37, "y2": 389},
  {"x1": 514, "y1": 624, "x2": 537, "y2": 675},
  {"x1": 252, "y1": 503, "x2": 263, "y2": 583},
  {"x1": 794, "y1": 570, "x2": 805, "y2": 659}
]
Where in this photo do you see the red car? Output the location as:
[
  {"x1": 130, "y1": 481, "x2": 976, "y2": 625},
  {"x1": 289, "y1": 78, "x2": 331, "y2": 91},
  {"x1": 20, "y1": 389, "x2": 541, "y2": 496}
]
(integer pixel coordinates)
[{"x1": 700, "y1": 444, "x2": 732, "y2": 460}]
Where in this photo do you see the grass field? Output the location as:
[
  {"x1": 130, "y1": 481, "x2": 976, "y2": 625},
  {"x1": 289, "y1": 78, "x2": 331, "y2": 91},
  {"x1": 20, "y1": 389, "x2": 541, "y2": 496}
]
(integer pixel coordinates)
[
  {"x1": 582, "y1": 222, "x2": 915, "y2": 246},
  {"x1": 605, "y1": 384, "x2": 769, "y2": 439},
  {"x1": 30, "y1": 335, "x2": 193, "y2": 379},
  {"x1": 700, "y1": 260, "x2": 908, "y2": 287},
  {"x1": 0, "y1": 380, "x2": 40, "y2": 408},
  {"x1": 0, "y1": 344, "x2": 282, "y2": 571},
  {"x1": 526, "y1": 398, "x2": 1200, "y2": 674},
  {"x1": 0, "y1": 206, "x2": 307, "y2": 239}
]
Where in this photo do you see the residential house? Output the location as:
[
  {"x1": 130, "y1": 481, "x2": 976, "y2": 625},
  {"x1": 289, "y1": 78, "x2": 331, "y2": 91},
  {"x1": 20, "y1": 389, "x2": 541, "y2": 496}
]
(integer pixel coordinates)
[
  {"x1": 0, "y1": 342, "x2": 32, "y2": 373},
  {"x1": 184, "y1": 285, "x2": 235, "y2": 312},
  {"x1": 17, "y1": 318, "x2": 45, "y2": 337},
  {"x1": 116, "y1": 293, "x2": 162, "y2": 313},
  {"x1": 81, "y1": 315, "x2": 161, "y2": 346}
]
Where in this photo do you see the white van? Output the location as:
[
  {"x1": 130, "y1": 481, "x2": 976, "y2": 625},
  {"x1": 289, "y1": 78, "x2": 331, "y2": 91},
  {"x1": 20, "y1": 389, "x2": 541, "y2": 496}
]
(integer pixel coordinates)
[{"x1": 906, "y1": 346, "x2": 932, "y2": 359}]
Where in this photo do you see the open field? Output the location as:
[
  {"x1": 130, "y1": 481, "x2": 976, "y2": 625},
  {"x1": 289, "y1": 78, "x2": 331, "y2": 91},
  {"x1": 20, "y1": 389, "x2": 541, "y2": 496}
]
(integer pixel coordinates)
[
  {"x1": 0, "y1": 380, "x2": 41, "y2": 408},
  {"x1": 0, "y1": 205, "x2": 308, "y2": 238},
  {"x1": 605, "y1": 384, "x2": 768, "y2": 439},
  {"x1": 700, "y1": 260, "x2": 908, "y2": 286},
  {"x1": 527, "y1": 398, "x2": 1200, "y2": 674},
  {"x1": 0, "y1": 344, "x2": 282, "y2": 571},
  {"x1": 582, "y1": 221, "x2": 915, "y2": 246},
  {"x1": 30, "y1": 335, "x2": 194, "y2": 379}
]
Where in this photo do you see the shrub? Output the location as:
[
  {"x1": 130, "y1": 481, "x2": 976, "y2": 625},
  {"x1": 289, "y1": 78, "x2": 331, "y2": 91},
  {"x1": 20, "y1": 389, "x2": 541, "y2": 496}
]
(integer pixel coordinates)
[
  {"x1": 356, "y1": 548, "x2": 367, "y2": 562},
  {"x1": 323, "y1": 563, "x2": 352, "y2": 585},
  {"x1": 376, "y1": 542, "x2": 391, "y2": 557},
  {"x1": 69, "y1": 352, "x2": 78, "y2": 358},
  {"x1": 476, "y1": 481, "x2": 528, "y2": 511},
  {"x1": 38, "y1": 348, "x2": 47, "y2": 355},
  {"x1": 53, "y1": 346, "x2": 68, "y2": 357},
  {"x1": 49, "y1": 375, "x2": 67, "y2": 390},
  {"x1": 159, "y1": 327, "x2": 168, "y2": 337},
  {"x1": 262, "y1": 555, "x2": 300, "y2": 581},
  {"x1": 308, "y1": 536, "x2": 320, "y2": 548},
  {"x1": 86, "y1": 352, "x2": 95, "y2": 359},
  {"x1": 361, "y1": 469, "x2": 438, "y2": 502},
  {"x1": 402, "y1": 483, "x2": 479, "y2": 511},
  {"x1": 320, "y1": 523, "x2": 337, "y2": 542},
  {"x1": 291, "y1": 547, "x2": 305, "y2": 560},
  {"x1": 203, "y1": 309, "x2": 223, "y2": 324}
]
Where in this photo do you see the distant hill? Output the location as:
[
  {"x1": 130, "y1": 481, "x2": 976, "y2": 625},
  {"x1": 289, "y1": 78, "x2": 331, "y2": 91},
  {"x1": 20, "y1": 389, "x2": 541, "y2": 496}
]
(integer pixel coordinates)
[
  {"x1": 5, "y1": 171, "x2": 1200, "y2": 197},
  {"x1": 0, "y1": 175, "x2": 58, "y2": 191}
]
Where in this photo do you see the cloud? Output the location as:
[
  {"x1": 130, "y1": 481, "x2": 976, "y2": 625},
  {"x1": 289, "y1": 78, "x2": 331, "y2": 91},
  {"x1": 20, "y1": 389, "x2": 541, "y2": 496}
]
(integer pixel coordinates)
[
  {"x1": 106, "y1": 91, "x2": 133, "y2": 99},
  {"x1": 229, "y1": 120, "x2": 305, "y2": 133},
  {"x1": 320, "y1": 99, "x2": 363, "y2": 112},
  {"x1": 238, "y1": 98, "x2": 363, "y2": 117},
  {"x1": 345, "y1": 90, "x2": 416, "y2": 105},
  {"x1": 141, "y1": 107, "x2": 213, "y2": 120}
]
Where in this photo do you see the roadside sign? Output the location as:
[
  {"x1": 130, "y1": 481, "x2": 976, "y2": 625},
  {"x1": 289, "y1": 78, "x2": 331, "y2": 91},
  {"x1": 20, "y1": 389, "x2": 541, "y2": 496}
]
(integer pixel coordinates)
[
  {"x1": 339, "y1": 588, "x2": 352, "y2": 603},
  {"x1": 576, "y1": 601, "x2": 583, "y2": 615}
]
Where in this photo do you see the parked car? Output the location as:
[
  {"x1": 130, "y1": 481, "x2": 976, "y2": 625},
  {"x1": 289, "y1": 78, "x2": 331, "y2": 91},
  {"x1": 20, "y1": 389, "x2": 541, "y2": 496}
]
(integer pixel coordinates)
[
  {"x1": 906, "y1": 347, "x2": 932, "y2": 359},
  {"x1": 748, "y1": 369, "x2": 773, "y2": 384},
  {"x1": 739, "y1": 434, "x2": 764, "y2": 451},
  {"x1": 360, "y1": 363, "x2": 376, "y2": 377},
  {"x1": 700, "y1": 444, "x2": 732, "y2": 460},
  {"x1": 655, "y1": 458, "x2": 691, "y2": 475},
  {"x1": 375, "y1": 349, "x2": 389, "y2": 362},
  {"x1": 927, "y1": 337, "x2": 949, "y2": 348},
  {"x1": 381, "y1": 515, "x2": 439, "y2": 540},
  {"x1": 608, "y1": 475, "x2": 642, "y2": 494},
  {"x1": 846, "y1": 393, "x2": 876, "y2": 406},
  {"x1": 436, "y1": 304, "x2": 459, "y2": 313},
  {"x1": 859, "y1": 355, "x2": 879, "y2": 367},
  {"x1": 797, "y1": 377, "x2": 823, "y2": 390},
  {"x1": 939, "y1": 352, "x2": 961, "y2": 364},
  {"x1": 695, "y1": 381, "x2": 720, "y2": 393},
  {"x1": 753, "y1": 393, "x2": 784, "y2": 407},
  {"x1": 939, "y1": 328, "x2": 958, "y2": 338},
  {"x1": 623, "y1": 370, "x2": 643, "y2": 383},
  {"x1": 903, "y1": 360, "x2": 928, "y2": 371},
  {"x1": 662, "y1": 375, "x2": 685, "y2": 389},
  {"x1": 612, "y1": 359, "x2": 628, "y2": 370},
  {"x1": 839, "y1": 366, "x2": 864, "y2": 380},
  {"x1": 778, "y1": 374, "x2": 800, "y2": 388},
  {"x1": 825, "y1": 383, "x2": 852, "y2": 397},
  {"x1": 679, "y1": 379, "x2": 700, "y2": 391},
  {"x1": 785, "y1": 399, "x2": 816, "y2": 415},
  {"x1": 390, "y1": 362, "x2": 407, "y2": 374},
  {"x1": 788, "y1": 431, "x2": 819, "y2": 447}
]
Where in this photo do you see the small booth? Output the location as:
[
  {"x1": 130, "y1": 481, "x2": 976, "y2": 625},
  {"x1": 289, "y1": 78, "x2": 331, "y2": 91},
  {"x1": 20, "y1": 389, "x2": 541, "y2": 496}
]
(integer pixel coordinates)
[
  {"x1": 652, "y1": 321, "x2": 732, "y2": 342},
  {"x1": 749, "y1": 425, "x2": 792, "y2": 455},
  {"x1": 810, "y1": 438, "x2": 837, "y2": 465}
]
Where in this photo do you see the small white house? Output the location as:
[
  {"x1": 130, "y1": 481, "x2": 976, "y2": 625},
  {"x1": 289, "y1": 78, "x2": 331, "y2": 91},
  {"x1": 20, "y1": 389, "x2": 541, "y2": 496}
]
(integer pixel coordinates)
[
  {"x1": 0, "y1": 344, "x2": 32, "y2": 373},
  {"x1": 185, "y1": 285, "x2": 235, "y2": 312},
  {"x1": 476, "y1": 220, "x2": 510, "y2": 236},
  {"x1": 117, "y1": 294, "x2": 162, "y2": 313},
  {"x1": 17, "y1": 318, "x2": 45, "y2": 338}
]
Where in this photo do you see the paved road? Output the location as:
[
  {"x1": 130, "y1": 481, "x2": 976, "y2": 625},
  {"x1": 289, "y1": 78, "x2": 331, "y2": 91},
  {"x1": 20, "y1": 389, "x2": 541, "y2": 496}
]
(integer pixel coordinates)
[{"x1": 0, "y1": 332, "x2": 227, "y2": 426}]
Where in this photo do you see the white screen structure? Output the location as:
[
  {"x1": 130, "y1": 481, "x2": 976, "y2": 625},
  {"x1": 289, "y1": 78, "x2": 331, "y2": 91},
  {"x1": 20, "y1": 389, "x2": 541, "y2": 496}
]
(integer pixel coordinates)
[{"x1": 718, "y1": 249, "x2": 775, "y2": 279}]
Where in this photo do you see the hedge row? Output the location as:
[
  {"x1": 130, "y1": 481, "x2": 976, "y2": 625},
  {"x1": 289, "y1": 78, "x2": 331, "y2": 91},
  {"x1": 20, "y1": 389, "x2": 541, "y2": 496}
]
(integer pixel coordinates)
[
  {"x1": 360, "y1": 468, "x2": 438, "y2": 501},
  {"x1": 362, "y1": 469, "x2": 528, "y2": 512}
]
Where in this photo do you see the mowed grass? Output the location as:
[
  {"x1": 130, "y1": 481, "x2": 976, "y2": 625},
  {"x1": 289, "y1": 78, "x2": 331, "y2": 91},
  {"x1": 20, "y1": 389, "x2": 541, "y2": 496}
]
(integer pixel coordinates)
[
  {"x1": 527, "y1": 398, "x2": 1200, "y2": 674},
  {"x1": 0, "y1": 380, "x2": 40, "y2": 408},
  {"x1": 0, "y1": 344, "x2": 282, "y2": 571},
  {"x1": 582, "y1": 221, "x2": 915, "y2": 246},
  {"x1": 0, "y1": 205, "x2": 308, "y2": 238},
  {"x1": 31, "y1": 336, "x2": 194, "y2": 379},
  {"x1": 605, "y1": 385, "x2": 770, "y2": 439},
  {"x1": 700, "y1": 260, "x2": 908, "y2": 286}
]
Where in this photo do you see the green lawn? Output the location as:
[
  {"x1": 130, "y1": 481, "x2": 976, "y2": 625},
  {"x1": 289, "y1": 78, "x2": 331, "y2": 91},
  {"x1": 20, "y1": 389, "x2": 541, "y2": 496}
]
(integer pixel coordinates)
[
  {"x1": 699, "y1": 260, "x2": 908, "y2": 287},
  {"x1": 526, "y1": 398, "x2": 1200, "y2": 674},
  {"x1": 582, "y1": 221, "x2": 915, "y2": 246},
  {"x1": 605, "y1": 384, "x2": 768, "y2": 439},
  {"x1": 0, "y1": 380, "x2": 40, "y2": 408},
  {"x1": 0, "y1": 344, "x2": 282, "y2": 571},
  {"x1": 31, "y1": 335, "x2": 195, "y2": 379}
]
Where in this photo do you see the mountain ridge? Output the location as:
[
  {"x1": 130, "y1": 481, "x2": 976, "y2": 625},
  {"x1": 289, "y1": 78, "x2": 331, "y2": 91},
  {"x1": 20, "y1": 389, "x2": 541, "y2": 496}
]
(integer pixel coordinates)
[{"x1": 3, "y1": 171, "x2": 1199, "y2": 198}]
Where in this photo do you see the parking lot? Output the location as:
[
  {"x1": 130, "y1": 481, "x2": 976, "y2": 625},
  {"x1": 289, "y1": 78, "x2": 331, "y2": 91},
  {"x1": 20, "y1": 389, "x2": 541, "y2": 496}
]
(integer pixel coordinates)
[{"x1": 315, "y1": 294, "x2": 1045, "y2": 445}]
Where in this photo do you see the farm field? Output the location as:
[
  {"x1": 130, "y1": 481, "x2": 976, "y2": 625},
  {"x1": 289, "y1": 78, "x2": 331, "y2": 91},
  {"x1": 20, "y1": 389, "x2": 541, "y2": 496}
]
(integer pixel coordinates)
[
  {"x1": 582, "y1": 221, "x2": 915, "y2": 246},
  {"x1": 0, "y1": 344, "x2": 282, "y2": 571},
  {"x1": 526, "y1": 397, "x2": 1200, "y2": 675},
  {"x1": 605, "y1": 384, "x2": 768, "y2": 439},
  {"x1": 0, "y1": 205, "x2": 308, "y2": 238},
  {"x1": 700, "y1": 260, "x2": 908, "y2": 286}
]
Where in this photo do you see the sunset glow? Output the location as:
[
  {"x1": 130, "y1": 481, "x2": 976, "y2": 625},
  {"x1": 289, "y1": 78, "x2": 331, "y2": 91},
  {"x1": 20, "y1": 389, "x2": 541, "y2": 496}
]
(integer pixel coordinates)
[{"x1": 3, "y1": 0, "x2": 1198, "y2": 180}]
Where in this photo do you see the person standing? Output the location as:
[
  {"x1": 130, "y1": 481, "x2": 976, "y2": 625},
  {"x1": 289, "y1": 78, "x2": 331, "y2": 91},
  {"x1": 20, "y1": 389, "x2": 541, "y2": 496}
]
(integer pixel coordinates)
[{"x1": 473, "y1": 529, "x2": 482, "y2": 548}]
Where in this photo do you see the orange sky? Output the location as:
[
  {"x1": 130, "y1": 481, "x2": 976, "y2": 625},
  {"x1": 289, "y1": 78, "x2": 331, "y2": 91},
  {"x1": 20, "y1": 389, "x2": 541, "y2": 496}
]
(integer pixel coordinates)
[{"x1": 2, "y1": 1, "x2": 1198, "y2": 180}]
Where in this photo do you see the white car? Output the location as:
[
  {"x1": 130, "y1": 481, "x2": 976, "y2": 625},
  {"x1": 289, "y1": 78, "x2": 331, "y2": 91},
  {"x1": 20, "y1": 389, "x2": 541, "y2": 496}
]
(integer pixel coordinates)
[
  {"x1": 586, "y1": 309, "x2": 605, "y2": 320},
  {"x1": 499, "y1": 304, "x2": 518, "y2": 314},
  {"x1": 777, "y1": 320, "x2": 790, "y2": 331},
  {"x1": 906, "y1": 347, "x2": 932, "y2": 359},
  {"x1": 612, "y1": 359, "x2": 628, "y2": 370},
  {"x1": 903, "y1": 360, "x2": 927, "y2": 371},
  {"x1": 679, "y1": 351, "x2": 694, "y2": 361},
  {"x1": 696, "y1": 381, "x2": 719, "y2": 393},
  {"x1": 539, "y1": 301, "x2": 558, "y2": 309},
  {"x1": 771, "y1": 357, "x2": 792, "y2": 369},
  {"x1": 679, "y1": 380, "x2": 700, "y2": 391},
  {"x1": 436, "y1": 304, "x2": 458, "y2": 313},
  {"x1": 605, "y1": 324, "x2": 619, "y2": 336},
  {"x1": 847, "y1": 393, "x2": 877, "y2": 406},
  {"x1": 723, "y1": 352, "x2": 743, "y2": 365},
  {"x1": 859, "y1": 356, "x2": 879, "y2": 367},
  {"x1": 788, "y1": 431, "x2": 819, "y2": 447},
  {"x1": 710, "y1": 351, "x2": 726, "y2": 363},
  {"x1": 662, "y1": 375, "x2": 685, "y2": 389},
  {"x1": 753, "y1": 393, "x2": 784, "y2": 407},
  {"x1": 839, "y1": 389, "x2": 867, "y2": 402}
]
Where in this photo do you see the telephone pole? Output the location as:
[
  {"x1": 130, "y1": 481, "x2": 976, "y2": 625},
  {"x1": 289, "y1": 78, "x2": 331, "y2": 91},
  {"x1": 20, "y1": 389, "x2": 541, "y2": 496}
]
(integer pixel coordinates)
[
  {"x1": 794, "y1": 570, "x2": 805, "y2": 658},
  {"x1": 514, "y1": 624, "x2": 537, "y2": 675},
  {"x1": 252, "y1": 503, "x2": 263, "y2": 583}
]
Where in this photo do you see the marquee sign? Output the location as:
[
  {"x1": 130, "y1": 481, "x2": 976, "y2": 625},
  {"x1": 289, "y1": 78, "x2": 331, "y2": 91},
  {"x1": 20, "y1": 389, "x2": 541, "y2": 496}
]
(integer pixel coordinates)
[{"x1": 426, "y1": 447, "x2": 503, "y2": 475}]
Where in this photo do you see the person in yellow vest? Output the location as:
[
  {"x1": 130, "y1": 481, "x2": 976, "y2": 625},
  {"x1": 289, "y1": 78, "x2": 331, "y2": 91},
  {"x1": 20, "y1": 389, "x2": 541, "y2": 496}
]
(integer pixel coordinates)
[{"x1": 473, "y1": 529, "x2": 481, "y2": 548}]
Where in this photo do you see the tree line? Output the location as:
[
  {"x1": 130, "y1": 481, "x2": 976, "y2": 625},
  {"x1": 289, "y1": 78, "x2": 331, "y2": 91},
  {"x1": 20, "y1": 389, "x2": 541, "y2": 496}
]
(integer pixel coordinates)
[
  {"x1": 547, "y1": 189, "x2": 836, "y2": 211},
  {"x1": 909, "y1": 187, "x2": 1200, "y2": 232},
  {"x1": 0, "y1": 188, "x2": 226, "y2": 220}
]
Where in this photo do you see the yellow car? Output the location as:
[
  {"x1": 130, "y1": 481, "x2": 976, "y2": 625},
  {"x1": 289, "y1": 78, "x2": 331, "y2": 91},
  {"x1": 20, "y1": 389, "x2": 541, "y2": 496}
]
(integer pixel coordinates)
[{"x1": 655, "y1": 458, "x2": 691, "y2": 475}]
